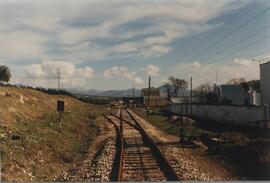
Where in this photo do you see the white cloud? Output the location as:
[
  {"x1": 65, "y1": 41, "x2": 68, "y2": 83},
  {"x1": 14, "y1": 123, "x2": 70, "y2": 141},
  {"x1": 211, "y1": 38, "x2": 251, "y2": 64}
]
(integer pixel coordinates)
[
  {"x1": 234, "y1": 58, "x2": 254, "y2": 67},
  {"x1": 103, "y1": 66, "x2": 143, "y2": 84},
  {"x1": 0, "y1": 30, "x2": 46, "y2": 59},
  {"x1": 76, "y1": 67, "x2": 95, "y2": 78},
  {"x1": 145, "y1": 64, "x2": 160, "y2": 77},
  {"x1": 0, "y1": 0, "x2": 253, "y2": 89},
  {"x1": 24, "y1": 61, "x2": 95, "y2": 88},
  {"x1": 193, "y1": 62, "x2": 201, "y2": 67},
  {"x1": 0, "y1": 0, "x2": 248, "y2": 62},
  {"x1": 24, "y1": 64, "x2": 46, "y2": 78}
]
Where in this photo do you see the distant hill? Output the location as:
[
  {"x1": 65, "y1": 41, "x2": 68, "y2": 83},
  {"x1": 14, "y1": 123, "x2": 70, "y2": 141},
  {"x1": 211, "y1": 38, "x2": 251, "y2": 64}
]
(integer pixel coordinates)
[{"x1": 69, "y1": 88, "x2": 141, "y2": 97}]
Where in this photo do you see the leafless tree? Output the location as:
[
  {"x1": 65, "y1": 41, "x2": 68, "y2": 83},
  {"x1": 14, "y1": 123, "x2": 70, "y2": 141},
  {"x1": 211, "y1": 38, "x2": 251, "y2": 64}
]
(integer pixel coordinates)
[
  {"x1": 0, "y1": 65, "x2": 11, "y2": 82},
  {"x1": 168, "y1": 76, "x2": 188, "y2": 97},
  {"x1": 196, "y1": 83, "x2": 213, "y2": 95},
  {"x1": 195, "y1": 83, "x2": 218, "y2": 104}
]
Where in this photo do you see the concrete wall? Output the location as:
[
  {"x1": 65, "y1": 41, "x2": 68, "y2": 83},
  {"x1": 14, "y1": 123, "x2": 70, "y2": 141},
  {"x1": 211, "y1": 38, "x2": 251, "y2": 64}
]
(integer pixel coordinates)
[
  {"x1": 260, "y1": 62, "x2": 270, "y2": 112},
  {"x1": 169, "y1": 104, "x2": 269, "y2": 124}
]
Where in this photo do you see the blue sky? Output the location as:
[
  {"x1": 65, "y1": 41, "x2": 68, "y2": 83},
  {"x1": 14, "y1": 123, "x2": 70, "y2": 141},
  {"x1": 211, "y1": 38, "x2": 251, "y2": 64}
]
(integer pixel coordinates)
[{"x1": 0, "y1": 0, "x2": 269, "y2": 90}]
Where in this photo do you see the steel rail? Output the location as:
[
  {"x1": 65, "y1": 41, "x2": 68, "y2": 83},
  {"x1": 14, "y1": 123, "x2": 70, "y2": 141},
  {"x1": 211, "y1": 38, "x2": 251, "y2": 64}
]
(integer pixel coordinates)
[
  {"x1": 103, "y1": 115, "x2": 123, "y2": 181},
  {"x1": 124, "y1": 108, "x2": 180, "y2": 181}
]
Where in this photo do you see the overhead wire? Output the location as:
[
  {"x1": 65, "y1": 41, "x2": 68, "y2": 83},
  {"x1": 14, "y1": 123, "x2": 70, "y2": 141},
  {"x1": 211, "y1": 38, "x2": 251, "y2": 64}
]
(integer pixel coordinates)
[
  {"x1": 165, "y1": 1, "x2": 261, "y2": 74},
  {"x1": 166, "y1": 3, "x2": 270, "y2": 75}
]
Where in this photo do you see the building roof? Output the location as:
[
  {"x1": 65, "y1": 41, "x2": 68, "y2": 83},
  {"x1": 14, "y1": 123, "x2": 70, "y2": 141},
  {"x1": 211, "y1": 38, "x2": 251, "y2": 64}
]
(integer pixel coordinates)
[
  {"x1": 259, "y1": 61, "x2": 270, "y2": 67},
  {"x1": 217, "y1": 84, "x2": 244, "y2": 92}
]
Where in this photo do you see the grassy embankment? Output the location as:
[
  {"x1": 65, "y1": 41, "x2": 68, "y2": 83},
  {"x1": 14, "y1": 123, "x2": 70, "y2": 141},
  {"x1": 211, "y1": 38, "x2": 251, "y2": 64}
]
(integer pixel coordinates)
[
  {"x1": 0, "y1": 86, "x2": 109, "y2": 181},
  {"x1": 132, "y1": 107, "x2": 206, "y2": 140}
]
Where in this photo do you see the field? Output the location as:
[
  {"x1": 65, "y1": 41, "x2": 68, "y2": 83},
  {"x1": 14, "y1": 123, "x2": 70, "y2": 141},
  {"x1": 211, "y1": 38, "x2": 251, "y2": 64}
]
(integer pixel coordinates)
[{"x1": 0, "y1": 86, "x2": 109, "y2": 181}]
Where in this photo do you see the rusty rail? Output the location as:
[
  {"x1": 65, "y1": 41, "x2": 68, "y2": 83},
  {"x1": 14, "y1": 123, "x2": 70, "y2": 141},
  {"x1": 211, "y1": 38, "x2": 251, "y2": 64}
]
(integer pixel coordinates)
[
  {"x1": 110, "y1": 112, "x2": 139, "y2": 131},
  {"x1": 124, "y1": 108, "x2": 180, "y2": 181},
  {"x1": 105, "y1": 108, "x2": 180, "y2": 181},
  {"x1": 103, "y1": 115, "x2": 123, "y2": 181}
]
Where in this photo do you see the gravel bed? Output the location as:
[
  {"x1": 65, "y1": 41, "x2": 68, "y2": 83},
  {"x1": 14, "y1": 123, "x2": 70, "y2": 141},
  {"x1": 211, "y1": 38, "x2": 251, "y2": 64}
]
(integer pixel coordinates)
[
  {"x1": 56, "y1": 137, "x2": 116, "y2": 182},
  {"x1": 80, "y1": 137, "x2": 116, "y2": 181},
  {"x1": 163, "y1": 147, "x2": 211, "y2": 181}
]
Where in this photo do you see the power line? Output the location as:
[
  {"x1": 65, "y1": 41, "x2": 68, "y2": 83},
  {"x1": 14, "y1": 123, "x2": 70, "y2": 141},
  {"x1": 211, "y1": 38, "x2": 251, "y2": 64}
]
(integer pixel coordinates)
[
  {"x1": 172, "y1": 1, "x2": 258, "y2": 67},
  {"x1": 167, "y1": 3, "x2": 270, "y2": 74},
  {"x1": 212, "y1": 33, "x2": 270, "y2": 62},
  {"x1": 202, "y1": 24, "x2": 270, "y2": 64},
  {"x1": 210, "y1": 47, "x2": 270, "y2": 76},
  {"x1": 166, "y1": 2, "x2": 260, "y2": 74},
  {"x1": 184, "y1": 5, "x2": 270, "y2": 64},
  {"x1": 222, "y1": 1, "x2": 260, "y2": 28},
  {"x1": 178, "y1": 33, "x2": 270, "y2": 77},
  {"x1": 170, "y1": 24, "x2": 270, "y2": 76}
]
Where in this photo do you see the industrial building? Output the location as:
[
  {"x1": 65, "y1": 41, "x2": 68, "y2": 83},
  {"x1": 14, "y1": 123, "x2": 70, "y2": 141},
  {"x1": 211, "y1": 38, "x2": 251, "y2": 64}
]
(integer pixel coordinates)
[
  {"x1": 260, "y1": 61, "x2": 270, "y2": 111},
  {"x1": 215, "y1": 84, "x2": 249, "y2": 105},
  {"x1": 141, "y1": 87, "x2": 168, "y2": 107}
]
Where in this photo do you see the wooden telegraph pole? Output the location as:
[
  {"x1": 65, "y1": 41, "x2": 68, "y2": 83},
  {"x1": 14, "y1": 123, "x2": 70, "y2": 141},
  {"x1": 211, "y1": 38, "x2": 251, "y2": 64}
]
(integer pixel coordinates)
[
  {"x1": 58, "y1": 68, "x2": 60, "y2": 91},
  {"x1": 190, "y1": 77, "x2": 193, "y2": 116},
  {"x1": 57, "y1": 68, "x2": 64, "y2": 133},
  {"x1": 147, "y1": 76, "x2": 151, "y2": 117}
]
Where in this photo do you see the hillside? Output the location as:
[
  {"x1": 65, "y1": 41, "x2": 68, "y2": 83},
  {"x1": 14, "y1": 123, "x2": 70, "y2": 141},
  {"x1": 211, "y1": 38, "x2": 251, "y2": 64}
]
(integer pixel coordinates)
[{"x1": 0, "y1": 86, "x2": 108, "y2": 181}]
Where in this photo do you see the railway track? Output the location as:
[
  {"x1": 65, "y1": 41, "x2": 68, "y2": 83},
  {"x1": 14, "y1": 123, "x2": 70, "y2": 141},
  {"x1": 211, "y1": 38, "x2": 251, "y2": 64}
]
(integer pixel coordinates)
[{"x1": 104, "y1": 108, "x2": 179, "y2": 181}]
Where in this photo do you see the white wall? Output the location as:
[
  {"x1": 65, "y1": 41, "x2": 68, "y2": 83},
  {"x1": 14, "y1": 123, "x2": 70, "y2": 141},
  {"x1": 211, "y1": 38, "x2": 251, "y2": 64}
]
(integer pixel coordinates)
[{"x1": 169, "y1": 104, "x2": 269, "y2": 124}]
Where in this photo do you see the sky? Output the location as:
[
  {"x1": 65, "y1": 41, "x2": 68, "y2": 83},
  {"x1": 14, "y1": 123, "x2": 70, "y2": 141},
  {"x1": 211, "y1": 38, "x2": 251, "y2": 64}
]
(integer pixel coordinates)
[{"x1": 0, "y1": 0, "x2": 270, "y2": 90}]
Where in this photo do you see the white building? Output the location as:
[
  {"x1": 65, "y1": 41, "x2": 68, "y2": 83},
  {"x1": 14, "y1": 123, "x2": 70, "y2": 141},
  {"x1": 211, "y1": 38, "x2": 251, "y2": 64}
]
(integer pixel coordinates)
[
  {"x1": 215, "y1": 84, "x2": 249, "y2": 105},
  {"x1": 260, "y1": 62, "x2": 270, "y2": 109}
]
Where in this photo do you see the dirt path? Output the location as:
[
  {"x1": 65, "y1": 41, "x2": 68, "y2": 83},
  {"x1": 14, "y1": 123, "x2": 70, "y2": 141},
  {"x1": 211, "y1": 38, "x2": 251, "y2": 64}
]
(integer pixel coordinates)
[{"x1": 127, "y1": 109, "x2": 238, "y2": 181}]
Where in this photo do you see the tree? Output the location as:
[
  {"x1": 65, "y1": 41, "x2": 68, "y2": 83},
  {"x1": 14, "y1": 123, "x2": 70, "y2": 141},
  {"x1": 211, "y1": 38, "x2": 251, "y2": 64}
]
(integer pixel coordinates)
[
  {"x1": 0, "y1": 65, "x2": 11, "y2": 82},
  {"x1": 241, "y1": 80, "x2": 260, "y2": 92},
  {"x1": 227, "y1": 77, "x2": 246, "y2": 85},
  {"x1": 168, "y1": 76, "x2": 189, "y2": 97},
  {"x1": 196, "y1": 83, "x2": 212, "y2": 95},
  {"x1": 227, "y1": 78, "x2": 260, "y2": 92},
  {"x1": 196, "y1": 83, "x2": 213, "y2": 103}
]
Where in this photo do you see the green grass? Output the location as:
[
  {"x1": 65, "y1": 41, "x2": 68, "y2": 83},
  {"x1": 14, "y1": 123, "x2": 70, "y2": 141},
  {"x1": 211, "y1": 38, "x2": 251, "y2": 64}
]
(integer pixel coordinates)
[{"x1": 132, "y1": 108, "x2": 206, "y2": 140}]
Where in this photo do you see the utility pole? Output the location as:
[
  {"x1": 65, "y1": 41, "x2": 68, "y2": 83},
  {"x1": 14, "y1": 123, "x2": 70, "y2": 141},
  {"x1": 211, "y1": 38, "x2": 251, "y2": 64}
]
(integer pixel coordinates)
[
  {"x1": 120, "y1": 108, "x2": 123, "y2": 134},
  {"x1": 190, "y1": 77, "x2": 193, "y2": 116},
  {"x1": 147, "y1": 76, "x2": 151, "y2": 117},
  {"x1": 57, "y1": 68, "x2": 60, "y2": 91},
  {"x1": 56, "y1": 68, "x2": 64, "y2": 133},
  {"x1": 216, "y1": 69, "x2": 217, "y2": 85}
]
